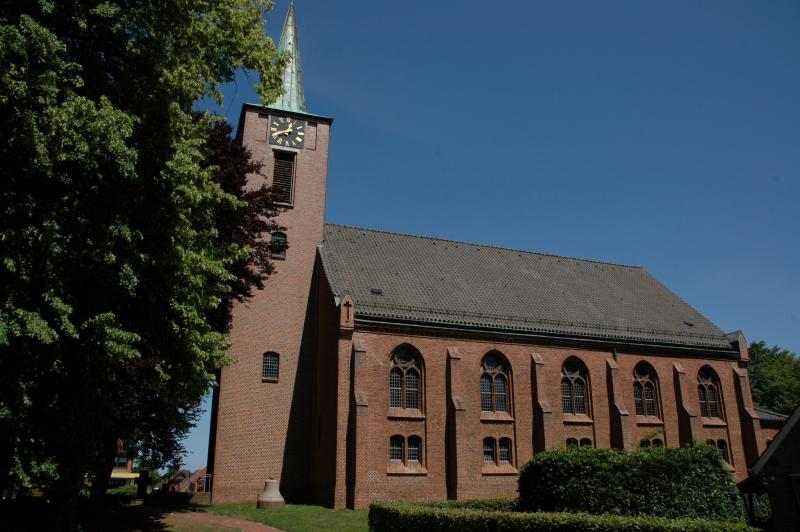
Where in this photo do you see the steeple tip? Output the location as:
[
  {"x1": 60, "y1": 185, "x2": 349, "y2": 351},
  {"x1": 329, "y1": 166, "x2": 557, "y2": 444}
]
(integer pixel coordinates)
[{"x1": 272, "y1": 1, "x2": 306, "y2": 113}]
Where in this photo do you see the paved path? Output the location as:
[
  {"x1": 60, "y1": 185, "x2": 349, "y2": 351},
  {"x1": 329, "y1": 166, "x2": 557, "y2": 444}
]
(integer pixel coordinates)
[{"x1": 173, "y1": 511, "x2": 283, "y2": 532}]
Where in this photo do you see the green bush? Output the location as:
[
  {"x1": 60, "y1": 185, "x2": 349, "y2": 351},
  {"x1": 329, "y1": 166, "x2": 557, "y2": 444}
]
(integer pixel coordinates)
[
  {"x1": 106, "y1": 484, "x2": 137, "y2": 497},
  {"x1": 368, "y1": 501, "x2": 756, "y2": 532},
  {"x1": 517, "y1": 445, "x2": 744, "y2": 521},
  {"x1": 415, "y1": 498, "x2": 518, "y2": 512}
]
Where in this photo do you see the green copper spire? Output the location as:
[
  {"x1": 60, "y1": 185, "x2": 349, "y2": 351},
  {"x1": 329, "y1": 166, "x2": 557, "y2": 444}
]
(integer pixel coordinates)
[{"x1": 272, "y1": 1, "x2": 306, "y2": 113}]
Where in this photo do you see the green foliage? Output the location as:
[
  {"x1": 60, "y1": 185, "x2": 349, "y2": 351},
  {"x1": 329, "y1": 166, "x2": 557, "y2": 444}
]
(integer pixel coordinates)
[
  {"x1": 418, "y1": 498, "x2": 518, "y2": 512},
  {"x1": 368, "y1": 501, "x2": 756, "y2": 532},
  {"x1": 748, "y1": 341, "x2": 800, "y2": 415},
  {"x1": 0, "y1": 0, "x2": 285, "y2": 505},
  {"x1": 106, "y1": 483, "x2": 137, "y2": 497},
  {"x1": 517, "y1": 446, "x2": 744, "y2": 522}
]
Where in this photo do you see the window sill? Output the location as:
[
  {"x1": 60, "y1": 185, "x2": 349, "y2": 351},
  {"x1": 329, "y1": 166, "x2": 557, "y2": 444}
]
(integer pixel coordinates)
[
  {"x1": 387, "y1": 408, "x2": 425, "y2": 420},
  {"x1": 701, "y1": 417, "x2": 727, "y2": 427},
  {"x1": 387, "y1": 463, "x2": 427, "y2": 476},
  {"x1": 636, "y1": 416, "x2": 664, "y2": 427},
  {"x1": 563, "y1": 414, "x2": 593, "y2": 425},
  {"x1": 481, "y1": 463, "x2": 518, "y2": 476},
  {"x1": 480, "y1": 411, "x2": 514, "y2": 423},
  {"x1": 262, "y1": 378, "x2": 278, "y2": 383},
  {"x1": 272, "y1": 201, "x2": 294, "y2": 209}
]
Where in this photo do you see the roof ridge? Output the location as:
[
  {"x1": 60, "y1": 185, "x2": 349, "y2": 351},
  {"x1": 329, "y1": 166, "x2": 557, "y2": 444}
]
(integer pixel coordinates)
[{"x1": 324, "y1": 223, "x2": 643, "y2": 269}]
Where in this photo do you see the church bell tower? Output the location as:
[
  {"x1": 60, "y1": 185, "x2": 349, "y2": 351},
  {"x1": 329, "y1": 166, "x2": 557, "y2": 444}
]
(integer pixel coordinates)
[{"x1": 208, "y1": 1, "x2": 333, "y2": 503}]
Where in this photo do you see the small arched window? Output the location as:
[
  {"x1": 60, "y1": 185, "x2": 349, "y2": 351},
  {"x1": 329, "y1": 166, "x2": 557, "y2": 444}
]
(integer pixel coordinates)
[
  {"x1": 407, "y1": 436, "x2": 422, "y2": 464},
  {"x1": 498, "y1": 438, "x2": 512, "y2": 464},
  {"x1": 633, "y1": 363, "x2": 660, "y2": 418},
  {"x1": 389, "y1": 346, "x2": 423, "y2": 410},
  {"x1": 483, "y1": 438, "x2": 496, "y2": 464},
  {"x1": 579, "y1": 438, "x2": 593, "y2": 448},
  {"x1": 389, "y1": 435, "x2": 404, "y2": 462},
  {"x1": 480, "y1": 353, "x2": 511, "y2": 413},
  {"x1": 705, "y1": 439, "x2": 731, "y2": 464},
  {"x1": 717, "y1": 439, "x2": 729, "y2": 464},
  {"x1": 566, "y1": 438, "x2": 579, "y2": 448},
  {"x1": 270, "y1": 232, "x2": 287, "y2": 259},
  {"x1": 262, "y1": 352, "x2": 279, "y2": 381},
  {"x1": 561, "y1": 358, "x2": 590, "y2": 416},
  {"x1": 698, "y1": 367, "x2": 722, "y2": 418}
]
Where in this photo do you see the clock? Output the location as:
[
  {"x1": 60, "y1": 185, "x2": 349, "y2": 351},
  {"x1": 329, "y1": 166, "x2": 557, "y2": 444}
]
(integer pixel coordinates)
[{"x1": 269, "y1": 116, "x2": 305, "y2": 148}]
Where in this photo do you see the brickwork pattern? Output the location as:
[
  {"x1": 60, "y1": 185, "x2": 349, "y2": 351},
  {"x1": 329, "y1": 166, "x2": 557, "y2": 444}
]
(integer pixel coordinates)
[{"x1": 211, "y1": 107, "x2": 331, "y2": 503}]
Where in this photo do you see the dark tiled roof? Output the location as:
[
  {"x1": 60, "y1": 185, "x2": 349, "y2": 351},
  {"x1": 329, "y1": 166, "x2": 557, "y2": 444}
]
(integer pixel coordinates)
[
  {"x1": 319, "y1": 224, "x2": 735, "y2": 350},
  {"x1": 755, "y1": 407, "x2": 789, "y2": 423}
]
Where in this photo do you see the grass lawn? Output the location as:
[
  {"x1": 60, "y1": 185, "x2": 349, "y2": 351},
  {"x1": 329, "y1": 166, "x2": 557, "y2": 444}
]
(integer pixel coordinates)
[{"x1": 203, "y1": 503, "x2": 369, "y2": 532}]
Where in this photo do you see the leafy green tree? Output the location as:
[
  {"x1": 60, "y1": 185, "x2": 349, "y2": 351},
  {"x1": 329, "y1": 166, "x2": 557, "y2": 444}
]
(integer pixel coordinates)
[
  {"x1": 0, "y1": 0, "x2": 286, "y2": 515},
  {"x1": 749, "y1": 341, "x2": 800, "y2": 415}
]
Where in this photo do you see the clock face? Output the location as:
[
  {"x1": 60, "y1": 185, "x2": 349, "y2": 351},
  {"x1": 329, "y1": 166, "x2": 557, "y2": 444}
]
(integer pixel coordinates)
[{"x1": 269, "y1": 116, "x2": 305, "y2": 148}]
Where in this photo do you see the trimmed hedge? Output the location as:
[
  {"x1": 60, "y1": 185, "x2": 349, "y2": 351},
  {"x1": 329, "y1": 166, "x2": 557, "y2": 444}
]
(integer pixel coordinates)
[
  {"x1": 368, "y1": 501, "x2": 757, "y2": 532},
  {"x1": 416, "y1": 498, "x2": 518, "y2": 512},
  {"x1": 518, "y1": 445, "x2": 744, "y2": 521}
]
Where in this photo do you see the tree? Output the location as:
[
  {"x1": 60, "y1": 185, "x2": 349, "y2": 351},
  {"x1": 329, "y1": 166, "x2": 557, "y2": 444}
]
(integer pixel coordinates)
[
  {"x1": 0, "y1": 0, "x2": 285, "y2": 517},
  {"x1": 749, "y1": 341, "x2": 800, "y2": 415}
]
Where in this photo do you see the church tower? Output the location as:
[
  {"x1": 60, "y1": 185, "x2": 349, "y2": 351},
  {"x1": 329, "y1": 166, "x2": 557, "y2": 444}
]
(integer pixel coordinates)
[{"x1": 209, "y1": 2, "x2": 333, "y2": 503}]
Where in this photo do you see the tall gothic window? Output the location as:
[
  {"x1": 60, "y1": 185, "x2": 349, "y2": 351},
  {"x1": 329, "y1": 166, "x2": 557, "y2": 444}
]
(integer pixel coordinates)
[
  {"x1": 698, "y1": 367, "x2": 722, "y2": 418},
  {"x1": 633, "y1": 363, "x2": 660, "y2": 418},
  {"x1": 389, "y1": 345, "x2": 423, "y2": 410},
  {"x1": 480, "y1": 353, "x2": 511, "y2": 413},
  {"x1": 561, "y1": 358, "x2": 590, "y2": 416}
]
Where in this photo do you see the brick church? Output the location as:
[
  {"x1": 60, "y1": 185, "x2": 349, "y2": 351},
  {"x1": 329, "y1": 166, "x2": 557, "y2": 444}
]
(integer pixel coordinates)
[{"x1": 208, "y1": 4, "x2": 782, "y2": 509}]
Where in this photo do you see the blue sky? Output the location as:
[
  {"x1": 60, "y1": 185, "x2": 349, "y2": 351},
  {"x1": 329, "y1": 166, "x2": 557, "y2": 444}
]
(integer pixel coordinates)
[{"x1": 183, "y1": 0, "x2": 800, "y2": 471}]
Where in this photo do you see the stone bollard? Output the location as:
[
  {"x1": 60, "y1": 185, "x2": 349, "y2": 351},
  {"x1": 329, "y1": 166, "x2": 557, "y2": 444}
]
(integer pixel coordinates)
[{"x1": 257, "y1": 478, "x2": 285, "y2": 509}]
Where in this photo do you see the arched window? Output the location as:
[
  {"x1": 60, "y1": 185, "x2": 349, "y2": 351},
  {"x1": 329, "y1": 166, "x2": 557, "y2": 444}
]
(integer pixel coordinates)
[
  {"x1": 389, "y1": 436, "x2": 404, "y2": 462},
  {"x1": 633, "y1": 363, "x2": 660, "y2": 418},
  {"x1": 566, "y1": 438, "x2": 579, "y2": 448},
  {"x1": 389, "y1": 346, "x2": 423, "y2": 410},
  {"x1": 498, "y1": 438, "x2": 512, "y2": 464},
  {"x1": 580, "y1": 438, "x2": 593, "y2": 448},
  {"x1": 480, "y1": 353, "x2": 512, "y2": 413},
  {"x1": 561, "y1": 358, "x2": 590, "y2": 416},
  {"x1": 483, "y1": 438, "x2": 496, "y2": 464},
  {"x1": 640, "y1": 437, "x2": 664, "y2": 448},
  {"x1": 389, "y1": 435, "x2": 424, "y2": 466},
  {"x1": 270, "y1": 232, "x2": 287, "y2": 259},
  {"x1": 698, "y1": 367, "x2": 722, "y2": 418},
  {"x1": 705, "y1": 439, "x2": 731, "y2": 464},
  {"x1": 262, "y1": 352, "x2": 279, "y2": 381},
  {"x1": 717, "y1": 439, "x2": 729, "y2": 464},
  {"x1": 407, "y1": 436, "x2": 422, "y2": 464}
]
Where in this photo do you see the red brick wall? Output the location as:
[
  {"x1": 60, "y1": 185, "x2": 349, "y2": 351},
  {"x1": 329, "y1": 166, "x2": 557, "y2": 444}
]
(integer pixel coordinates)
[
  {"x1": 211, "y1": 106, "x2": 331, "y2": 503},
  {"x1": 333, "y1": 327, "x2": 769, "y2": 508}
]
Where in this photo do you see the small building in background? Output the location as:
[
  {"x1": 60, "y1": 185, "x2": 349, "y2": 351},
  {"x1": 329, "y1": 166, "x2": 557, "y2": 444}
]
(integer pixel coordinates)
[{"x1": 740, "y1": 404, "x2": 799, "y2": 531}]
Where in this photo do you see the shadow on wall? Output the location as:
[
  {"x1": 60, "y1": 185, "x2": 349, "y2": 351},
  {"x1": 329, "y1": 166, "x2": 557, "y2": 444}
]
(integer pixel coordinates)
[{"x1": 280, "y1": 275, "x2": 318, "y2": 502}]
